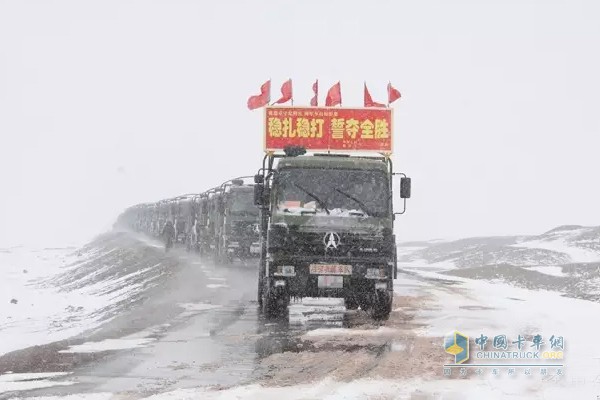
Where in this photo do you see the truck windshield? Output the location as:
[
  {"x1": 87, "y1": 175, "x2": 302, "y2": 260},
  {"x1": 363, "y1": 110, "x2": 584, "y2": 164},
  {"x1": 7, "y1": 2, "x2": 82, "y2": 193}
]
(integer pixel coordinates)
[
  {"x1": 275, "y1": 168, "x2": 389, "y2": 217},
  {"x1": 228, "y1": 191, "x2": 258, "y2": 214}
]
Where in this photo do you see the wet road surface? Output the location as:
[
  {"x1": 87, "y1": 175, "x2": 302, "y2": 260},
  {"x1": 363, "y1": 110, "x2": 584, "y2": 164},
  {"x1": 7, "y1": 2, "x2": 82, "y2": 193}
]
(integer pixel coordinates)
[{"x1": 0, "y1": 233, "x2": 446, "y2": 399}]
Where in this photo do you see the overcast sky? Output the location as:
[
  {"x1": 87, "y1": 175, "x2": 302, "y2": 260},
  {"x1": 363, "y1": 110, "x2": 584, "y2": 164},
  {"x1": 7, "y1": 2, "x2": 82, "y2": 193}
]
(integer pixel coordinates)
[{"x1": 1, "y1": 0, "x2": 600, "y2": 247}]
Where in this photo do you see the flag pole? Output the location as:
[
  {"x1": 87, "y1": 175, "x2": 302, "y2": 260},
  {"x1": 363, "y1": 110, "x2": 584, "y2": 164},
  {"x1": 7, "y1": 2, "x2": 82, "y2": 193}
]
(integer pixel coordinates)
[
  {"x1": 269, "y1": 77, "x2": 273, "y2": 106},
  {"x1": 387, "y1": 81, "x2": 390, "y2": 108}
]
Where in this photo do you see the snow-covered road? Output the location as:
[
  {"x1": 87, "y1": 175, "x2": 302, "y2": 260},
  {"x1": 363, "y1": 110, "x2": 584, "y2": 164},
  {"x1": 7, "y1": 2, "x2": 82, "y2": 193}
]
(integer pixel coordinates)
[{"x1": 1, "y1": 232, "x2": 600, "y2": 399}]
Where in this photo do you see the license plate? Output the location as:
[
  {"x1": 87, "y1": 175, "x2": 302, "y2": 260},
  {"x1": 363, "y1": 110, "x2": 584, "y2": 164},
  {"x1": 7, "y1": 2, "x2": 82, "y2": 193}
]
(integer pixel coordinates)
[
  {"x1": 318, "y1": 275, "x2": 344, "y2": 288},
  {"x1": 309, "y1": 264, "x2": 352, "y2": 275}
]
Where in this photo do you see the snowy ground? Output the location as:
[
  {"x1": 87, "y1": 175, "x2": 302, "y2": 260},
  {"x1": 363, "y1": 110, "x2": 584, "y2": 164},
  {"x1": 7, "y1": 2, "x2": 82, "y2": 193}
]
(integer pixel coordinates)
[
  {"x1": 0, "y1": 232, "x2": 177, "y2": 358},
  {"x1": 1, "y1": 230, "x2": 600, "y2": 399},
  {"x1": 0, "y1": 246, "x2": 108, "y2": 357}
]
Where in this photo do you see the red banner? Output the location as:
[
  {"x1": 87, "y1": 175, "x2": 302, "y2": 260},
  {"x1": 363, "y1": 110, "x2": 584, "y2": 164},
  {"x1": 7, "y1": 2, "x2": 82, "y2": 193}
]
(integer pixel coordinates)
[{"x1": 264, "y1": 106, "x2": 393, "y2": 153}]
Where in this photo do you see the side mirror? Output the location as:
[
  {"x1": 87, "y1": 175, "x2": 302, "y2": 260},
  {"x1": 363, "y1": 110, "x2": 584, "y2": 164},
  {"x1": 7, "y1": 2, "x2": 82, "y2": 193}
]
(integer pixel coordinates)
[
  {"x1": 254, "y1": 183, "x2": 264, "y2": 206},
  {"x1": 400, "y1": 177, "x2": 411, "y2": 199},
  {"x1": 254, "y1": 174, "x2": 264, "y2": 184}
]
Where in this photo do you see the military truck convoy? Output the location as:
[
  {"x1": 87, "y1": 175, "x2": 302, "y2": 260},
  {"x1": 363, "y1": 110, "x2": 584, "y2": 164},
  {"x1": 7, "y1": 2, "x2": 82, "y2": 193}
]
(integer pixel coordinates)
[
  {"x1": 115, "y1": 177, "x2": 260, "y2": 264},
  {"x1": 115, "y1": 105, "x2": 411, "y2": 321}
]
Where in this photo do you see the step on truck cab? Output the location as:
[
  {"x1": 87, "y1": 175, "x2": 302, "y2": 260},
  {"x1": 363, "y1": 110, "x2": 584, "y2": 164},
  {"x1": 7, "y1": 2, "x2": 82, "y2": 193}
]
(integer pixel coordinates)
[{"x1": 253, "y1": 105, "x2": 411, "y2": 320}]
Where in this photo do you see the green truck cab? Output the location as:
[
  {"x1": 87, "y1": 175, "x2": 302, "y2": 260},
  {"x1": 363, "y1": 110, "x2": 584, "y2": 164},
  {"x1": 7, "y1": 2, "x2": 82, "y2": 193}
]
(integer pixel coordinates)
[
  {"x1": 254, "y1": 150, "x2": 411, "y2": 320},
  {"x1": 214, "y1": 180, "x2": 261, "y2": 264}
]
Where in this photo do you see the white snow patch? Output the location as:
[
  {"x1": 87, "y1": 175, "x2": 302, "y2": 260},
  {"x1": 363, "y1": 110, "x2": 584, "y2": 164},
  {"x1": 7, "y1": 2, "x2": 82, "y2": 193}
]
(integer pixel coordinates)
[
  {"x1": 396, "y1": 245, "x2": 428, "y2": 254},
  {"x1": 0, "y1": 245, "x2": 163, "y2": 357},
  {"x1": 512, "y1": 237, "x2": 600, "y2": 263},
  {"x1": 12, "y1": 394, "x2": 113, "y2": 400},
  {"x1": 58, "y1": 337, "x2": 155, "y2": 353},
  {"x1": 0, "y1": 372, "x2": 70, "y2": 382},
  {"x1": 525, "y1": 266, "x2": 568, "y2": 277},
  {"x1": 58, "y1": 327, "x2": 160, "y2": 354},
  {"x1": 131, "y1": 376, "x2": 578, "y2": 400},
  {"x1": 400, "y1": 257, "x2": 457, "y2": 271},
  {"x1": 11, "y1": 377, "x2": 600, "y2": 399},
  {"x1": 390, "y1": 341, "x2": 407, "y2": 352},
  {"x1": 304, "y1": 327, "x2": 397, "y2": 337},
  {"x1": 142, "y1": 378, "x2": 426, "y2": 400},
  {"x1": 0, "y1": 372, "x2": 74, "y2": 394},
  {"x1": 178, "y1": 302, "x2": 221, "y2": 312},
  {"x1": 206, "y1": 283, "x2": 229, "y2": 289},
  {"x1": 400, "y1": 268, "x2": 600, "y2": 398},
  {"x1": 176, "y1": 303, "x2": 221, "y2": 319}
]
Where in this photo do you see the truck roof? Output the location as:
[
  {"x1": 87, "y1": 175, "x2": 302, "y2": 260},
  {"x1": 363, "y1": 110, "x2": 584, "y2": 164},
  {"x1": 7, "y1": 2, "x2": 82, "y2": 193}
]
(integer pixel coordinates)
[{"x1": 276, "y1": 155, "x2": 388, "y2": 173}]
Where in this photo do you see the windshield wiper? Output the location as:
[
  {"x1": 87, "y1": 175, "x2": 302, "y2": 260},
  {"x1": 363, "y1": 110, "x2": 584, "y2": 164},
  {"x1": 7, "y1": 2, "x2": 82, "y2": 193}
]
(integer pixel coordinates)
[
  {"x1": 292, "y1": 183, "x2": 330, "y2": 215},
  {"x1": 333, "y1": 188, "x2": 372, "y2": 216}
]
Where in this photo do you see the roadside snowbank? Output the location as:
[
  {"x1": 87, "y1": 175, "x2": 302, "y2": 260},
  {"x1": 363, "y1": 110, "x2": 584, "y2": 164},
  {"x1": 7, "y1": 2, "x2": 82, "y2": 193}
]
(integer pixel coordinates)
[
  {"x1": 405, "y1": 267, "x2": 600, "y2": 398},
  {"x1": 513, "y1": 237, "x2": 600, "y2": 263},
  {"x1": 0, "y1": 234, "x2": 164, "y2": 357},
  {"x1": 9, "y1": 376, "x2": 597, "y2": 400},
  {"x1": 0, "y1": 247, "x2": 100, "y2": 356}
]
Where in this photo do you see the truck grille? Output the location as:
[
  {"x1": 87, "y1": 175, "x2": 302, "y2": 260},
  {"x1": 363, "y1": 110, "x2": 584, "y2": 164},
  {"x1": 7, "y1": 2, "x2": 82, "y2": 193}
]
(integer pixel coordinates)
[
  {"x1": 230, "y1": 221, "x2": 260, "y2": 239},
  {"x1": 282, "y1": 232, "x2": 392, "y2": 257}
]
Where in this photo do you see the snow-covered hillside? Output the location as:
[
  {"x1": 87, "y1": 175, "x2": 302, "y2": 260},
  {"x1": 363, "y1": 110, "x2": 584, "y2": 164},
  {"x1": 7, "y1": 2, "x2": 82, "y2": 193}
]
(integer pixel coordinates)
[
  {"x1": 398, "y1": 225, "x2": 600, "y2": 300},
  {"x1": 0, "y1": 232, "x2": 170, "y2": 357}
]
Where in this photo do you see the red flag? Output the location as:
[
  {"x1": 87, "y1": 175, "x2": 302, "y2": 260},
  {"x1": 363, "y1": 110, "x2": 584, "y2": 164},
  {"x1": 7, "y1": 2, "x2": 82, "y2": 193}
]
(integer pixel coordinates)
[
  {"x1": 387, "y1": 82, "x2": 401, "y2": 105},
  {"x1": 364, "y1": 83, "x2": 386, "y2": 108},
  {"x1": 275, "y1": 79, "x2": 292, "y2": 104},
  {"x1": 310, "y1": 79, "x2": 318, "y2": 106},
  {"x1": 247, "y1": 80, "x2": 271, "y2": 110},
  {"x1": 325, "y1": 81, "x2": 341, "y2": 107}
]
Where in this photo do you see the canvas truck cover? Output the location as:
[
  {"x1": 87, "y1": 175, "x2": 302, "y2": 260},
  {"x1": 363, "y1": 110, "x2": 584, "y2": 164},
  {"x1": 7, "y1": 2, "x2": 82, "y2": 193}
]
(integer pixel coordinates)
[{"x1": 264, "y1": 106, "x2": 393, "y2": 153}]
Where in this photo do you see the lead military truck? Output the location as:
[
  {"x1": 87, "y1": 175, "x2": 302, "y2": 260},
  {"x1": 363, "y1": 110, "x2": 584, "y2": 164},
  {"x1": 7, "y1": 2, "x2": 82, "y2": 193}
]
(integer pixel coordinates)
[{"x1": 253, "y1": 106, "x2": 411, "y2": 321}]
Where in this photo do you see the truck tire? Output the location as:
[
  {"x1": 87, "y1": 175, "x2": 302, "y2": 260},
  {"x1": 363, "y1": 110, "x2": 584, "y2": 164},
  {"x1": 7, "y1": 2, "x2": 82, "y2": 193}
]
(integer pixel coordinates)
[
  {"x1": 370, "y1": 290, "x2": 392, "y2": 321},
  {"x1": 344, "y1": 296, "x2": 359, "y2": 310},
  {"x1": 257, "y1": 280, "x2": 263, "y2": 308},
  {"x1": 262, "y1": 286, "x2": 288, "y2": 320}
]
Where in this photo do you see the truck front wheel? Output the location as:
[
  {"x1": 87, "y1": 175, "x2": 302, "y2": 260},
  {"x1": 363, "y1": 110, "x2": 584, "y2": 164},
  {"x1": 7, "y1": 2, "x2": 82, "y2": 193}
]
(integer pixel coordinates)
[
  {"x1": 370, "y1": 290, "x2": 392, "y2": 321},
  {"x1": 344, "y1": 296, "x2": 359, "y2": 310},
  {"x1": 262, "y1": 285, "x2": 288, "y2": 320}
]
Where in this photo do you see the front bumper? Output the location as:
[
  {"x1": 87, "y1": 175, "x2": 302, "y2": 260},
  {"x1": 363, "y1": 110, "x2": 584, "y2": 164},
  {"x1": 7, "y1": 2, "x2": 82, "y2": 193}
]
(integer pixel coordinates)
[
  {"x1": 267, "y1": 257, "x2": 394, "y2": 297},
  {"x1": 226, "y1": 240, "x2": 261, "y2": 257}
]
